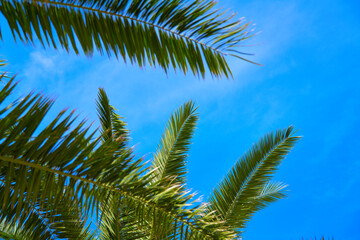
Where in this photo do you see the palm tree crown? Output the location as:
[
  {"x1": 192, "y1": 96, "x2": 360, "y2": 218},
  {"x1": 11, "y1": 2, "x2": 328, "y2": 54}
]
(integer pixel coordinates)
[
  {"x1": 0, "y1": 73, "x2": 300, "y2": 239},
  {"x1": 0, "y1": 0, "x2": 258, "y2": 78}
]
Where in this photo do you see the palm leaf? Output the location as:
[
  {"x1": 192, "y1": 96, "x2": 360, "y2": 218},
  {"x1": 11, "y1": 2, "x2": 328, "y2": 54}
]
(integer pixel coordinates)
[
  {"x1": 0, "y1": 74, "x2": 235, "y2": 240},
  {"x1": 207, "y1": 126, "x2": 301, "y2": 235},
  {"x1": 0, "y1": 0, "x2": 258, "y2": 78},
  {"x1": 0, "y1": 178, "x2": 96, "y2": 240},
  {"x1": 0, "y1": 221, "x2": 34, "y2": 240},
  {"x1": 98, "y1": 194, "x2": 146, "y2": 240},
  {"x1": 151, "y1": 101, "x2": 198, "y2": 186},
  {"x1": 96, "y1": 88, "x2": 129, "y2": 148}
]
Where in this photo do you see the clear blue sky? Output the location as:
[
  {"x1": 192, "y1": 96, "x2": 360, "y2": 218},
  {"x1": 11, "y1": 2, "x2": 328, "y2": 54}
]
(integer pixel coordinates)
[{"x1": 1, "y1": 0, "x2": 359, "y2": 239}]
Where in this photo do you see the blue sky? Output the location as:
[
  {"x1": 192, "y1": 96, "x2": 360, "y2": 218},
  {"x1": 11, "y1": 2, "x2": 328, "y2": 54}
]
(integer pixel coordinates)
[{"x1": 1, "y1": 0, "x2": 360, "y2": 239}]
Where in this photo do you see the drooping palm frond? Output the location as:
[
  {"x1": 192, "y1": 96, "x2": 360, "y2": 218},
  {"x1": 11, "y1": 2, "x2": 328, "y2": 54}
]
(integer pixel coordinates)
[
  {"x1": 207, "y1": 127, "x2": 301, "y2": 235},
  {"x1": 151, "y1": 101, "x2": 198, "y2": 186},
  {"x1": 0, "y1": 74, "x2": 237, "y2": 240},
  {"x1": 0, "y1": 0, "x2": 258, "y2": 78}
]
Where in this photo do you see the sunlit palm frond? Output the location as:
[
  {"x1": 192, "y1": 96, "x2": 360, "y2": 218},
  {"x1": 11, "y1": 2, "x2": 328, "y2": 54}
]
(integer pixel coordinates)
[
  {"x1": 207, "y1": 126, "x2": 301, "y2": 235},
  {"x1": 151, "y1": 101, "x2": 198, "y2": 186},
  {"x1": 0, "y1": 74, "x2": 235, "y2": 240},
  {"x1": 0, "y1": 0, "x2": 258, "y2": 78}
]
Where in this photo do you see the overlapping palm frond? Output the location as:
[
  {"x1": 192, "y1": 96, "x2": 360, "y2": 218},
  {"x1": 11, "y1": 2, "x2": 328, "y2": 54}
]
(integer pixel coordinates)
[
  {"x1": 0, "y1": 221, "x2": 34, "y2": 240},
  {"x1": 0, "y1": 0, "x2": 258, "y2": 78},
  {"x1": 94, "y1": 91, "x2": 227, "y2": 239},
  {"x1": 96, "y1": 88, "x2": 145, "y2": 239},
  {"x1": 0, "y1": 182, "x2": 95, "y2": 240},
  {"x1": 151, "y1": 101, "x2": 198, "y2": 186},
  {"x1": 205, "y1": 126, "x2": 301, "y2": 236},
  {"x1": 0, "y1": 74, "x2": 239, "y2": 239},
  {"x1": 0, "y1": 72, "x2": 301, "y2": 239},
  {"x1": 98, "y1": 194, "x2": 146, "y2": 240}
]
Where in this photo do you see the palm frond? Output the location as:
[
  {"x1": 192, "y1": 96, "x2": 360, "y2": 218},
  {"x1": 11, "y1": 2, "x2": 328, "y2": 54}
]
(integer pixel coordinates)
[
  {"x1": 250, "y1": 181, "x2": 288, "y2": 210},
  {"x1": 96, "y1": 87, "x2": 129, "y2": 148},
  {"x1": 207, "y1": 127, "x2": 301, "y2": 234},
  {"x1": 0, "y1": 221, "x2": 34, "y2": 240},
  {"x1": 0, "y1": 180, "x2": 95, "y2": 240},
  {"x1": 98, "y1": 194, "x2": 146, "y2": 240},
  {"x1": 0, "y1": 74, "x2": 235, "y2": 240},
  {"x1": 0, "y1": 0, "x2": 258, "y2": 78},
  {"x1": 151, "y1": 101, "x2": 198, "y2": 186}
]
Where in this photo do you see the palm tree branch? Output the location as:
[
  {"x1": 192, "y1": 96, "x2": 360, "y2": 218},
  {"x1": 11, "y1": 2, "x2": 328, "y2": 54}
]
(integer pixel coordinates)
[
  {"x1": 0, "y1": 155, "x2": 227, "y2": 239},
  {"x1": 0, "y1": 0, "x2": 257, "y2": 78},
  {"x1": 96, "y1": 88, "x2": 129, "y2": 146},
  {"x1": 0, "y1": 177, "x2": 93, "y2": 240},
  {"x1": 152, "y1": 101, "x2": 198, "y2": 185},
  {"x1": 207, "y1": 127, "x2": 301, "y2": 232},
  {"x1": 0, "y1": 75, "x2": 234, "y2": 239},
  {"x1": 229, "y1": 132, "x2": 292, "y2": 220},
  {"x1": 222, "y1": 145, "x2": 280, "y2": 223},
  {"x1": 35, "y1": 0, "x2": 225, "y2": 56}
]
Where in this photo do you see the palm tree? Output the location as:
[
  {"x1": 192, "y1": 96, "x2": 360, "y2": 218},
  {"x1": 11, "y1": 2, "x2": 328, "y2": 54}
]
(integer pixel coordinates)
[
  {"x1": 0, "y1": 73, "x2": 300, "y2": 239},
  {"x1": 0, "y1": 0, "x2": 258, "y2": 79}
]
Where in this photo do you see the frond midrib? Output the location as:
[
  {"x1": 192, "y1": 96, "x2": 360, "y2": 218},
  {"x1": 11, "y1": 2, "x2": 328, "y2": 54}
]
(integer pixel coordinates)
[
  {"x1": 32, "y1": 0, "x2": 226, "y2": 56},
  {"x1": 0, "y1": 155, "x2": 214, "y2": 239}
]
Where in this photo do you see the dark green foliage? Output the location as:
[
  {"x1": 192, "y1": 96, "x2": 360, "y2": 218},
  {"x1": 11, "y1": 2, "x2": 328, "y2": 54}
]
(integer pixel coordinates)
[
  {"x1": 0, "y1": 0, "x2": 258, "y2": 78},
  {"x1": 0, "y1": 74, "x2": 300, "y2": 239}
]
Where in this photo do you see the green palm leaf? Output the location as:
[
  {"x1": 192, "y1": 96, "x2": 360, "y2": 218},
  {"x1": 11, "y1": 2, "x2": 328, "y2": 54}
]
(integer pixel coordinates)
[
  {"x1": 0, "y1": 0, "x2": 258, "y2": 78},
  {"x1": 98, "y1": 194, "x2": 146, "y2": 240},
  {"x1": 0, "y1": 221, "x2": 34, "y2": 240},
  {"x1": 207, "y1": 126, "x2": 301, "y2": 235},
  {"x1": 96, "y1": 88, "x2": 130, "y2": 187},
  {"x1": 0, "y1": 75, "x2": 235, "y2": 239},
  {"x1": 0, "y1": 175, "x2": 95, "y2": 240},
  {"x1": 96, "y1": 88, "x2": 129, "y2": 146},
  {"x1": 0, "y1": 72, "x2": 304, "y2": 239},
  {"x1": 151, "y1": 101, "x2": 198, "y2": 186}
]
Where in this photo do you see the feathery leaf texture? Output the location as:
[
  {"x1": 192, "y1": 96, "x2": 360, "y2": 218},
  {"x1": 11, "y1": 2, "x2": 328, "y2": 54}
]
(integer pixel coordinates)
[
  {"x1": 207, "y1": 126, "x2": 301, "y2": 234},
  {"x1": 152, "y1": 101, "x2": 198, "y2": 185},
  {"x1": 0, "y1": 75, "x2": 235, "y2": 239},
  {"x1": 0, "y1": 73, "x2": 300, "y2": 239},
  {"x1": 96, "y1": 88, "x2": 129, "y2": 146},
  {"x1": 0, "y1": 0, "x2": 258, "y2": 78}
]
